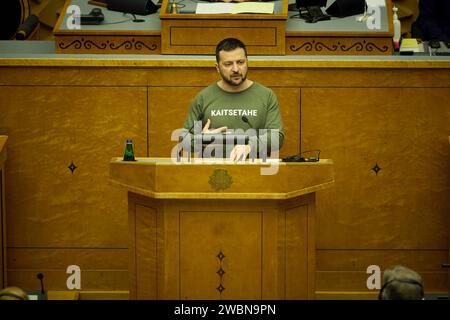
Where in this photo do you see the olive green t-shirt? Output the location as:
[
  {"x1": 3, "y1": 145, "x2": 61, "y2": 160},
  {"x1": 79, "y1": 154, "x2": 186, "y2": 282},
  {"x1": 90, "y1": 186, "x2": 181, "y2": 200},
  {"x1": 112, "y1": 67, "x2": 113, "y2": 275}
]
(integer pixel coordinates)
[{"x1": 183, "y1": 82, "x2": 284, "y2": 154}]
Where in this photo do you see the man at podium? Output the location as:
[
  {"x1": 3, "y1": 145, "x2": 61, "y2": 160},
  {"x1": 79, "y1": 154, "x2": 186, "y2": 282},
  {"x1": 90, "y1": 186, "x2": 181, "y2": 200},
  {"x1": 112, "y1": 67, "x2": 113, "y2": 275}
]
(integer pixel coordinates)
[{"x1": 182, "y1": 38, "x2": 284, "y2": 161}]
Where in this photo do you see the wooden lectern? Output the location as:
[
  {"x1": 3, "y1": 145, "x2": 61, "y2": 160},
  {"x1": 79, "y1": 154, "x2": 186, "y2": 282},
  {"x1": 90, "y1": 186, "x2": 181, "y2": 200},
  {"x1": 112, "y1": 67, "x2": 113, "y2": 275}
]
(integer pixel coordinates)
[{"x1": 110, "y1": 158, "x2": 334, "y2": 300}]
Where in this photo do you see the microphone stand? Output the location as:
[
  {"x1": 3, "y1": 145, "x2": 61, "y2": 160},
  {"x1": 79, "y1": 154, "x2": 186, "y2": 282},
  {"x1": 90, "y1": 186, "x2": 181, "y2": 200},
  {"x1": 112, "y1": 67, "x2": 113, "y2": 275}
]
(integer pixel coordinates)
[
  {"x1": 37, "y1": 273, "x2": 45, "y2": 295},
  {"x1": 241, "y1": 116, "x2": 267, "y2": 162}
]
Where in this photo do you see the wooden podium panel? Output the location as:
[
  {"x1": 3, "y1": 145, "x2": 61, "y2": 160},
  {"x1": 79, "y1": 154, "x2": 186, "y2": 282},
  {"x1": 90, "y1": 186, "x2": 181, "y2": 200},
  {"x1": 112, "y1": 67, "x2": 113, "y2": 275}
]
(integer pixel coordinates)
[
  {"x1": 110, "y1": 158, "x2": 334, "y2": 299},
  {"x1": 178, "y1": 207, "x2": 265, "y2": 299},
  {"x1": 160, "y1": 19, "x2": 286, "y2": 55},
  {"x1": 159, "y1": 0, "x2": 288, "y2": 55},
  {"x1": 110, "y1": 158, "x2": 334, "y2": 199}
]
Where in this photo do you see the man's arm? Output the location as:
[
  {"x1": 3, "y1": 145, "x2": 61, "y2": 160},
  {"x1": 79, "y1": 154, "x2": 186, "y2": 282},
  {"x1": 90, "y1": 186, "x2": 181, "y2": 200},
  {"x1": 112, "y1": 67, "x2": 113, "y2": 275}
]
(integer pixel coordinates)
[{"x1": 417, "y1": 0, "x2": 447, "y2": 40}]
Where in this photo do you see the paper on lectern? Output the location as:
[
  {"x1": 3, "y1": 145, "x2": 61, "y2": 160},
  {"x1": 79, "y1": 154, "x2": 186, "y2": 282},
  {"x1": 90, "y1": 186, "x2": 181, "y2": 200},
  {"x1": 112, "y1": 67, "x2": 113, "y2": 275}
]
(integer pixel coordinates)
[
  {"x1": 195, "y1": 2, "x2": 274, "y2": 14},
  {"x1": 366, "y1": 0, "x2": 386, "y2": 7}
]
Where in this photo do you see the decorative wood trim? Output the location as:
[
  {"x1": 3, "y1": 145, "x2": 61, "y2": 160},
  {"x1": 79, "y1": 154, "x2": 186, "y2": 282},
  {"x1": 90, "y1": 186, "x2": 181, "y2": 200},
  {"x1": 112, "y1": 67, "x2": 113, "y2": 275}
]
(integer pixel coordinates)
[
  {"x1": 286, "y1": 37, "x2": 393, "y2": 56},
  {"x1": 55, "y1": 35, "x2": 161, "y2": 54},
  {"x1": 3, "y1": 58, "x2": 448, "y2": 69}
]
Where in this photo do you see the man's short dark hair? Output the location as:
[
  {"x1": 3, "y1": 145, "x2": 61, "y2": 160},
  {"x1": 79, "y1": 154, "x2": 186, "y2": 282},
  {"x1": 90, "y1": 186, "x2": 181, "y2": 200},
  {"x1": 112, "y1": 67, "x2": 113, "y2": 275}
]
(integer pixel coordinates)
[{"x1": 215, "y1": 38, "x2": 247, "y2": 63}]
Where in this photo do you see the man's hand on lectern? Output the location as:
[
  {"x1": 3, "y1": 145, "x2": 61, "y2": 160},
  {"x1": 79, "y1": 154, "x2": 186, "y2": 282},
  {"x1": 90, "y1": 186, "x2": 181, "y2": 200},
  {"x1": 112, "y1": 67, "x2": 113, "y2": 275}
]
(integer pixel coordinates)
[{"x1": 230, "y1": 144, "x2": 251, "y2": 162}]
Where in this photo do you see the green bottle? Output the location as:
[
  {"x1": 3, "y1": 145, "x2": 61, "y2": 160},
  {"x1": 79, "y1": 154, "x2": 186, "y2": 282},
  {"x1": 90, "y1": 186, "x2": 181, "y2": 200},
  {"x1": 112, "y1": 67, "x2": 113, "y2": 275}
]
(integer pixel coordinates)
[{"x1": 123, "y1": 138, "x2": 135, "y2": 161}]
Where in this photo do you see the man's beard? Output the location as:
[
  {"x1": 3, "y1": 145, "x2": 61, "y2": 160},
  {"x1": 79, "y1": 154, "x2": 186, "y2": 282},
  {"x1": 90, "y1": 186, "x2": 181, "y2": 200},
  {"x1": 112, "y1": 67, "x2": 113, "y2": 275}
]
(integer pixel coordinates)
[{"x1": 220, "y1": 69, "x2": 247, "y2": 87}]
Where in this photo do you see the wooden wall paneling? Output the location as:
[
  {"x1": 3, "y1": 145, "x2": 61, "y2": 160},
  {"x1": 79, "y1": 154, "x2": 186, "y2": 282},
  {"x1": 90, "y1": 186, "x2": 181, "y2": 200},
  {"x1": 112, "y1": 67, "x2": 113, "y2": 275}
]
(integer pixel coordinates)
[
  {"x1": 0, "y1": 62, "x2": 449, "y2": 296},
  {"x1": 316, "y1": 271, "x2": 447, "y2": 293},
  {"x1": 7, "y1": 248, "x2": 128, "y2": 290},
  {"x1": 316, "y1": 249, "x2": 448, "y2": 294},
  {"x1": 0, "y1": 68, "x2": 150, "y2": 86},
  {"x1": 317, "y1": 249, "x2": 449, "y2": 271},
  {"x1": 148, "y1": 87, "x2": 202, "y2": 157},
  {"x1": 0, "y1": 85, "x2": 148, "y2": 248},
  {"x1": 78, "y1": 291, "x2": 129, "y2": 300},
  {"x1": 315, "y1": 291, "x2": 378, "y2": 300},
  {"x1": 7, "y1": 269, "x2": 129, "y2": 291},
  {"x1": 301, "y1": 87, "x2": 450, "y2": 250},
  {"x1": 146, "y1": 68, "x2": 217, "y2": 87},
  {"x1": 270, "y1": 87, "x2": 300, "y2": 158},
  {"x1": 250, "y1": 68, "x2": 450, "y2": 89},
  {"x1": 0, "y1": 85, "x2": 147, "y2": 290}
]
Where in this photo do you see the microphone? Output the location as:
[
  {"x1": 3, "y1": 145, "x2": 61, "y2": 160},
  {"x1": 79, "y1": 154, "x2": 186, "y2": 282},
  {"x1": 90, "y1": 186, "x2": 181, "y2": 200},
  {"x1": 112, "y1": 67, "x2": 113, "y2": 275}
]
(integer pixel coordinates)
[
  {"x1": 15, "y1": 14, "x2": 39, "y2": 40},
  {"x1": 182, "y1": 112, "x2": 204, "y2": 142},
  {"x1": 241, "y1": 116, "x2": 266, "y2": 162},
  {"x1": 282, "y1": 150, "x2": 321, "y2": 162},
  {"x1": 80, "y1": 8, "x2": 105, "y2": 25},
  {"x1": 107, "y1": 0, "x2": 159, "y2": 15},
  {"x1": 178, "y1": 112, "x2": 204, "y2": 162},
  {"x1": 188, "y1": 113, "x2": 204, "y2": 135},
  {"x1": 241, "y1": 116, "x2": 253, "y2": 128},
  {"x1": 37, "y1": 273, "x2": 45, "y2": 294},
  {"x1": 24, "y1": 272, "x2": 48, "y2": 300}
]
